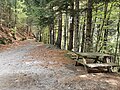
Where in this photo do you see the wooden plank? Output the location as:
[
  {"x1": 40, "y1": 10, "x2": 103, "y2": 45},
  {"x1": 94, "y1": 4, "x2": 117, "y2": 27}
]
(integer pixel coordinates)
[
  {"x1": 71, "y1": 51, "x2": 114, "y2": 59},
  {"x1": 71, "y1": 57, "x2": 77, "y2": 59},
  {"x1": 86, "y1": 63, "x2": 117, "y2": 68},
  {"x1": 73, "y1": 52, "x2": 112, "y2": 57}
]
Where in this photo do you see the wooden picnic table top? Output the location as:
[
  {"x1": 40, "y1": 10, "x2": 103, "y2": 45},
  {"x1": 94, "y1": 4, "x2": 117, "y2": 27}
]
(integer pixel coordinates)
[{"x1": 74, "y1": 52, "x2": 112, "y2": 58}]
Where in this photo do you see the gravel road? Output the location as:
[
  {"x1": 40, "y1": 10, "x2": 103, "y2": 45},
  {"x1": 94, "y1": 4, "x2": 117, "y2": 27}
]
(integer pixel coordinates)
[
  {"x1": 0, "y1": 40, "x2": 76, "y2": 90},
  {"x1": 0, "y1": 40, "x2": 120, "y2": 90},
  {"x1": 0, "y1": 40, "x2": 42, "y2": 90}
]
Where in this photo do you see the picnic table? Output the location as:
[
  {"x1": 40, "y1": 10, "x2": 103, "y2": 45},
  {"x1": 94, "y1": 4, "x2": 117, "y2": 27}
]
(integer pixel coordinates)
[{"x1": 70, "y1": 52, "x2": 119, "y2": 72}]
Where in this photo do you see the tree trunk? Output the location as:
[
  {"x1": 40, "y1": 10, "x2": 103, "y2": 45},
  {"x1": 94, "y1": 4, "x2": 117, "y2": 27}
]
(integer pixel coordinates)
[
  {"x1": 56, "y1": 12, "x2": 62, "y2": 49},
  {"x1": 68, "y1": 1, "x2": 74, "y2": 51},
  {"x1": 91, "y1": 6, "x2": 97, "y2": 52},
  {"x1": 74, "y1": 0, "x2": 79, "y2": 52},
  {"x1": 95, "y1": 24, "x2": 101, "y2": 52},
  {"x1": 114, "y1": 8, "x2": 120, "y2": 62},
  {"x1": 119, "y1": 43, "x2": 120, "y2": 65},
  {"x1": 85, "y1": 0, "x2": 93, "y2": 52},
  {"x1": 49, "y1": 21, "x2": 54, "y2": 45},
  {"x1": 96, "y1": 0, "x2": 108, "y2": 52},
  {"x1": 7, "y1": 2, "x2": 12, "y2": 28},
  {"x1": 14, "y1": 0, "x2": 17, "y2": 27},
  {"x1": 66, "y1": 14, "x2": 69, "y2": 50},
  {"x1": 81, "y1": 19, "x2": 85, "y2": 52},
  {"x1": 35, "y1": 26, "x2": 41, "y2": 42},
  {"x1": 103, "y1": 2, "x2": 113, "y2": 52},
  {"x1": 63, "y1": 12, "x2": 67, "y2": 49}
]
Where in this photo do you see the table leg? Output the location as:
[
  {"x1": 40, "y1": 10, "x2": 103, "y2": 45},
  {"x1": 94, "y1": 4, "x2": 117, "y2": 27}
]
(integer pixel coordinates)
[
  {"x1": 107, "y1": 66, "x2": 112, "y2": 72},
  {"x1": 94, "y1": 56, "x2": 99, "y2": 63}
]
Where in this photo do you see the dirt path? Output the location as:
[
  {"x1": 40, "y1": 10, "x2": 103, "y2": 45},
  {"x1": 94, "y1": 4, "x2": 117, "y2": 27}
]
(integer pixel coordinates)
[{"x1": 0, "y1": 40, "x2": 120, "y2": 90}]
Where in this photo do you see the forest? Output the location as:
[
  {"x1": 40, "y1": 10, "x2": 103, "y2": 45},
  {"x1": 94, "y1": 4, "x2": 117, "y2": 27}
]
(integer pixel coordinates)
[
  {"x1": 0, "y1": 0, "x2": 120, "y2": 90},
  {"x1": 0, "y1": 0, "x2": 119, "y2": 64}
]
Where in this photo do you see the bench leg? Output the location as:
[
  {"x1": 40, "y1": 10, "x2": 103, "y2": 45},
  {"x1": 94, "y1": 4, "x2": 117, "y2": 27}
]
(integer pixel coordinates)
[
  {"x1": 107, "y1": 67, "x2": 112, "y2": 72},
  {"x1": 75, "y1": 61, "x2": 81, "y2": 66},
  {"x1": 83, "y1": 65, "x2": 88, "y2": 73},
  {"x1": 75, "y1": 61, "x2": 78, "y2": 66}
]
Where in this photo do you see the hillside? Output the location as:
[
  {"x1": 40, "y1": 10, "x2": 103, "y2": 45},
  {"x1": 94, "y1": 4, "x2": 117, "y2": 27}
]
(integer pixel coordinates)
[{"x1": 0, "y1": 25, "x2": 34, "y2": 45}]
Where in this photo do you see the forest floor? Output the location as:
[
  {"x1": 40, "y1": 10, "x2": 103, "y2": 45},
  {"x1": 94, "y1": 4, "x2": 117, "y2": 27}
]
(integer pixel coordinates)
[{"x1": 0, "y1": 40, "x2": 120, "y2": 90}]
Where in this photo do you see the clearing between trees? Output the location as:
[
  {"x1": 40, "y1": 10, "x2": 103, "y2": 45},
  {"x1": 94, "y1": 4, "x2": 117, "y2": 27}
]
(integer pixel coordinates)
[{"x1": 0, "y1": 40, "x2": 120, "y2": 90}]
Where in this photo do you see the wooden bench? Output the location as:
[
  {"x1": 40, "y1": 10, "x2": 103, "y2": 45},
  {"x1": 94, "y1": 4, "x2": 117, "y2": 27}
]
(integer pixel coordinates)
[
  {"x1": 86, "y1": 63, "x2": 118, "y2": 72},
  {"x1": 86, "y1": 63, "x2": 117, "y2": 68}
]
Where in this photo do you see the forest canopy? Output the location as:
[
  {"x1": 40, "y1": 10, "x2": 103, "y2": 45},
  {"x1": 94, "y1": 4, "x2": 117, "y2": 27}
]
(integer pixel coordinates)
[{"x1": 0, "y1": 0, "x2": 120, "y2": 63}]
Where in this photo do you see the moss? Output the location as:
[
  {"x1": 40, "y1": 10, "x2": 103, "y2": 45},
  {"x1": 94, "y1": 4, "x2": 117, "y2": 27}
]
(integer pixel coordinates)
[
  {"x1": 0, "y1": 39, "x2": 6, "y2": 44},
  {"x1": 0, "y1": 38, "x2": 12, "y2": 45}
]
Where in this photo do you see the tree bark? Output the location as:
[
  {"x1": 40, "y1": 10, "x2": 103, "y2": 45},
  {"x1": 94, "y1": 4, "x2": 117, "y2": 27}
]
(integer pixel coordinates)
[
  {"x1": 68, "y1": 1, "x2": 74, "y2": 51},
  {"x1": 7, "y1": 1, "x2": 12, "y2": 28},
  {"x1": 114, "y1": 7, "x2": 120, "y2": 62},
  {"x1": 103, "y1": 1, "x2": 113, "y2": 51},
  {"x1": 14, "y1": 0, "x2": 17, "y2": 27},
  {"x1": 85, "y1": 0, "x2": 93, "y2": 52},
  {"x1": 96, "y1": 0, "x2": 108, "y2": 52},
  {"x1": 74, "y1": 0, "x2": 79, "y2": 52},
  {"x1": 63, "y1": 12, "x2": 67, "y2": 49},
  {"x1": 91, "y1": 6, "x2": 97, "y2": 52},
  {"x1": 56, "y1": 12, "x2": 62, "y2": 49},
  {"x1": 49, "y1": 21, "x2": 54, "y2": 45},
  {"x1": 81, "y1": 19, "x2": 85, "y2": 52}
]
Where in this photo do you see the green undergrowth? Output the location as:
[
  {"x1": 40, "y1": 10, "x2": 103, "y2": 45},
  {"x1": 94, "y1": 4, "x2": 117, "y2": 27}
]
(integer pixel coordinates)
[{"x1": 0, "y1": 38, "x2": 12, "y2": 45}]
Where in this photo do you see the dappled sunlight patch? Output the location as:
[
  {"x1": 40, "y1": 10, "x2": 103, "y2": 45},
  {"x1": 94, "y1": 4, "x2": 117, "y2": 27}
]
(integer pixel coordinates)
[{"x1": 79, "y1": 74, "x2": 89, "y2": 78}]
